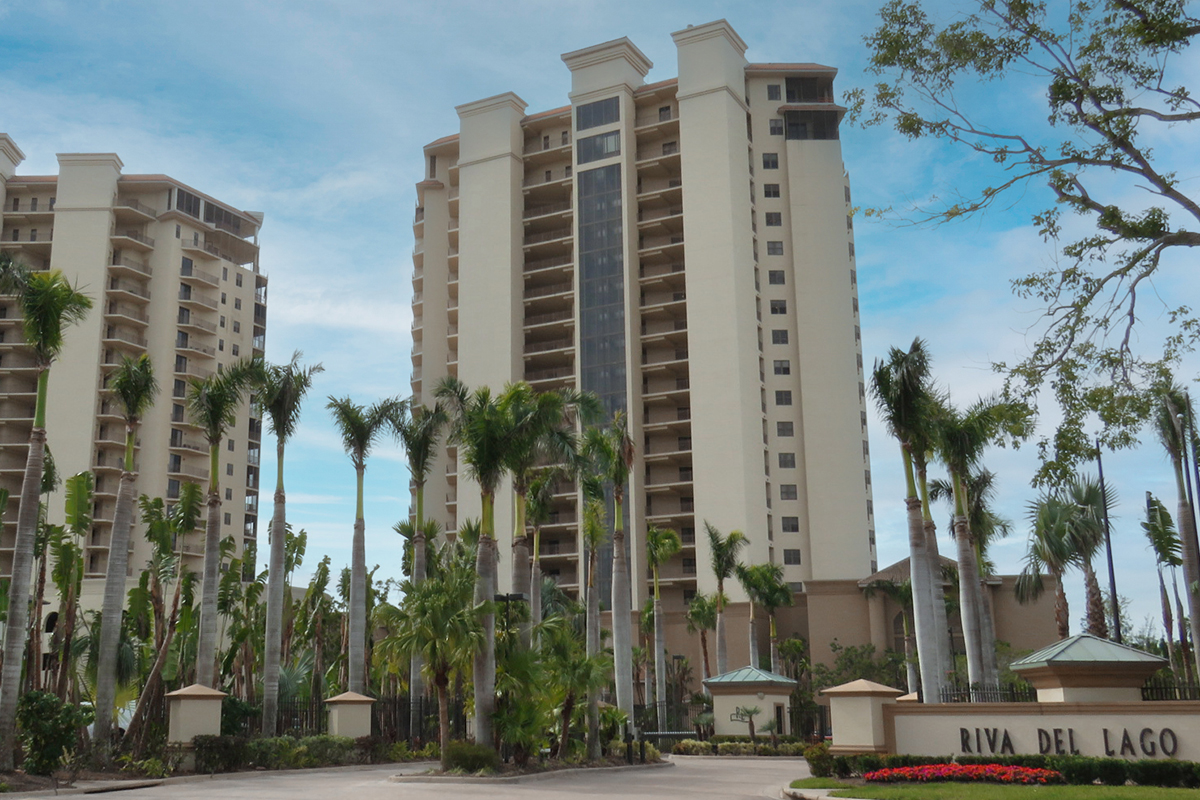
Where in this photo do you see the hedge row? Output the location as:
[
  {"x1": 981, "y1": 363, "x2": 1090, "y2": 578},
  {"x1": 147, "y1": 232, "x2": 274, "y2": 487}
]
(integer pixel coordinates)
[
  {"x1": 803, "y1": 743, "x2": 1200, "y2": 788},
  {"x1": 672, "y1": 739, "x2": 808, "y2": 756},
  {"x1": 192, "y1": 735, "x2": 439, "y2": 773}
]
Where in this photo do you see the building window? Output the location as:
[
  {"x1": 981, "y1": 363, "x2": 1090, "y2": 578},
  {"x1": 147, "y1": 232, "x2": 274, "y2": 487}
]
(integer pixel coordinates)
[
  {"x1": 785, "y1": 110, "x2": 840, "y2": 140},
  {"x1": 659, "y1": 105, "x2": 671, "y2": 122},
  {"x1": 764, "y1": 183, "x2": 781, "y2": 198},
  {"x1": 577, "y1": 130, "x2": 621, "y2": 164},
  {"x1": 780, "y1": 484, "x2": 798, "y2": 500},
  {"x1": 236, "y1": 273, "x2": 243, "y2": 286},
  {"x1": 576, "y1": 97, "x2": 620, "y2": 130},
  {"x1": 177, "y1": 189, "x2": 202, "y2": 218},
  {"x1": 220, "y1": 315, "x2": 226, "y2": 328},
  {"x1": 234, "y1": 298, "x2": 242, "y2": 310},
  {"x1": 774, "y1": 359, "x2": 790, "y2": 375},
  {"x1": 763, "y1": 153, "x2": 779, "y2": 169},
  {"x1": 227, "y1": 439, "x2": 235, "y2": 452},
  {"x1": 771, "y1": 329, "x2": 788, "y2": 345},
  {"x1": 765, "y1": 212, "x2": 782, "y2": 226},
  {"x1": 779, "y1": 453, "x2": 796, "y2": 469},
  {"x1": 221, "y1": 292, "x2": 227, "y2": 304},
  {"x1": 768, "y1": 270, "x2": 785, "y2": 284},
  {"x1": 767, "y1": 84, "x2": 782, "y2": 101},
  {"x1": 232, "y1": 344, "x2": 239, "y2": 356},
  {"x1": 226, "y1": 463, "x2": 234, "y2": 476},
  {"x1": 225, "y1": 488, "x2": 232, "y2": 500},
  {"x1": 175, "y1": 224, "x2": 181, "y2": 238},
  {"x1": 224, "y1": 512, "x2": 232, "y2": 525},
  {"x1": 784, "y1": 548, "x2": 802, "y2": 564},
  {"x1": 775, "y1": 390, "x2": 792, "y2": 406},
  {"x1": 777, "y1": 421, "x2": 794, "y2": 437},
  {"x1": 682, "y1": 557, "x2": 697, "y2": 575},
  {"x1": 233, "y1": 321, "x2": 240, "y2": 333},
  {"x1": 769, "y1": 119, "x2": 784, "y2": 135},
  {"x1": 781, "y1": 517, "x2": 800, "y2": 533},
  {"x1": 167, "y1": 479, "x2": 181, "y2": 499},
  {"x1": 767, "y1": 241, "x2": 784, "y2": 255},
  {"x1": 218, "y1": 339, "x2": 224, "y2": 352},
  {"x1": 770, "y1": 300, "x2": 788, "y2": 315}
]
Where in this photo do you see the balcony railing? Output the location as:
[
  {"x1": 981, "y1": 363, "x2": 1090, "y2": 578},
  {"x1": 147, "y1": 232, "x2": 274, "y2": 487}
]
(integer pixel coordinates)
[
  {"x1": 523, "y1": 200, "x2": 572, "y2": 219},
  {"x1": 111, "y1": 255, "x2": 153, "y2": 276},
  {"x1": 108, "y1": 280, "x2": 151, "y2": 300},
  {"x1": 178, "y1": 314, "x2": 217, "y2": 333},
  {"x1": 178, "y1": 288, "x2": 218, "y2": 310},
  {"x1": 181, "y1": 262, "x2": 220, "y2": 286},
  {"x1": 525, "y1": 309, "x2": 573, "y2": 327},
  {"x1": 177, "y1": 339, "x2": 216, "y2": 357},
  {"x1": 524, "y1": 338, "x2": 572, "y2": 355},
  {"x1": 526, "y1": 282, "x2": 572, "y2": 299},
  {"x1": 524, "y1": 227, "x2": 572, "y2": 246},
  {"x1": 114, "y1": 198, "x2": 160, "y2": 217},
  {"x1": 525, "y1": 255, "x2": 573, "y2": 273},
  {"x1": 112, "y1": 229, "x2": 155, "y2": 247}
]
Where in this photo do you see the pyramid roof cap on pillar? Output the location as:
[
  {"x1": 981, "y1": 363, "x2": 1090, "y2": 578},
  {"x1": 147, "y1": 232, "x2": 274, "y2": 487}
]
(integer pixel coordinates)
[
  {"x1": 703, "y1": 665, "x2": 798, "y2": 689},
  {"x1": 1011, "y1": 633, "x2": 1166, "y2": 670}
]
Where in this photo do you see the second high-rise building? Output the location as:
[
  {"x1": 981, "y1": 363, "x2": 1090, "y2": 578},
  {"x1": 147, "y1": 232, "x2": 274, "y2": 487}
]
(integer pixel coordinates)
[{"x1": 411, "y1": 20, "x2": 875, "y2": 668}]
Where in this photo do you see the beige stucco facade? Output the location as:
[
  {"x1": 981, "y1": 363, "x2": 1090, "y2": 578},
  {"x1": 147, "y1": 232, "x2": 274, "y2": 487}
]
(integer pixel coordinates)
[{"x1": 0, "y1": 135, "x2": 267, "y2": 604}]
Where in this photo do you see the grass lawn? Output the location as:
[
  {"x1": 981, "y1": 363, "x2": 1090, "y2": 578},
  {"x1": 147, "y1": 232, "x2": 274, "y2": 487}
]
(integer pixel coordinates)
[
  {"x1": 829, "y1": 785, "x2": 1200, "y2": 800},
  {"x1": 791, "y1": 778, "x2": 855, "y2": 789}
]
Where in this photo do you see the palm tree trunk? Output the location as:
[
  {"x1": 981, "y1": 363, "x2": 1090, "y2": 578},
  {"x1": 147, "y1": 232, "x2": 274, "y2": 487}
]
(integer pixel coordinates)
[
  {"x1": 747, "y1": 604, "x2": 759, "y2": 669},
  {"x1": 512, "y1": 491, "x2": 531, "y2": 647},
  {"x1": 952, "y1": 501, "x2": 984, "y2": 687},
  {"x1": 473, "y1": 492, "x2": 496, "y2": 747},
  {"x1": 769, "y1": 615, "x2": 780, "y2": 675},
  {"x1": 557, "y1": 695, "x2": 575, "y2": 759},
  {"x1": 1172, "y1": 462, "x2": 1200, "y2": 679},
  {"x1": 54, "y1": 582, "x2": 77, "y2": 699},
  {"x1": 699, "y1": 629, "x2": 712, "y2": 687},
  {"x1": 586, "y1": 548, "x2": 600, "y2": 760},
  {"x1": 1175, "y1": 574, "x2": 1194, "y2": 683},
  {"x1": 918, "y1": 464, "x2": 953, "y2": 686},
  {"x1": 1082, "y1": 560, "x2": 1109, "y2": 638},
  {"x1": 902, "y1": 450, "x2": 942, "y2": 703},
  {"x1": 529, "y1": 548, "x2": 543, "y2": 639},
  {"x1": 409, "y1": 516, "x2": 426, "y2": 742},
  {"x1": 436, "y1": 675, "x2": 450, "y2": 770},
  {"x1": 95, "y1": 467, "x2": 137, "y2": 758},
  {"x1": 263, "y1": 442, "x2": 288, "y2": 734},
  {"x1": 125, "y1": 569, "x2": 182, "y2": 754},
  {"x1": 30, "y1": 542, "x2": 47, "y2": 691},
  {"x1": 978, "y1": 578, "x2": 998, "y2": 685},
  {"x1": 611, "y1": 522, "x2": 634, "y2": 729},
  {"x1": 0, "y1": 424, "x2": 47, "y2": 770},
  {"x1": 1053, "y1": 569, "x2": 1070, "y2": 639},
  {"x1": 715, "y1": 580, "x2": 728, "y2": 675},
  {"x1": 902, "y1": 612, "x2": 918, "y2": 693},
  {"x1": 653, "y1": 593, "x2": 666, "y2": 730},
  {"x1": 1159, "y1": 567, "x2": 1178, "y2": 674},
  {"x1": 197, "y1": 486, "x2": 223, "y2": 687},
  {"x1": 348, "y1": 467, "x2": 367, "y2": 695}
]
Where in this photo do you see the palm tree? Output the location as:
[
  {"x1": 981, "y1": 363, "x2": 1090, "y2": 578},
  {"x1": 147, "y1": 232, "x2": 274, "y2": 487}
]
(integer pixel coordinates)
[
  {"x1": 1063, "y1": 476, "x2": 1110, "y2": 638},
  {"x1": 580, "y1": 411, "x2": 635, "y2": 726},
  {"x1": 259, "y1": 352, "x2": 322, "y2": 734},
  {"x1": 704, "y1": 521, "x2": 748, "y2": 675},
  {"x1": 502, "y1": 384, "x2": 596, "y2": 609},
  {"x1": 581, "y1": 496, "x2": 606, "y2": 760},
  {"x1": 383, "y1": 540, "x2": 482, "y2": 770},
  {"x1": 1016, "y1": 494, "x2": 1077, "y2": 639},
  {"x1": 1154, "y1": 386, "x2": 1200, "y2": 679},
  {"x1": 757, "y1": 564, "x2": 793, "y2": 674},
  {"x1": 0, "y1": 261, "x2": 92, "y2": 768},
  {"x1": 94, "y1": 354, "x2": 158, "y2": 756},
  {"x1": 327, "y1": 395, "x2": 395, "y2": 695},
  {"x1": 646, "y1": 524, "x2": 681, "y2": 726},
  {"x1": 871, "y1": 338, "x2": 947, "y2": 702},
  {"x1": 686, "y1": 592, "x2": 719, "y2": 686},
  {"x1": 435, "y1": 376, "x2": 513, "y2": 747},
  {"x1": 932, "y1": 396, "x2": 1026, "y2": 686},
  {"x1": 187, "y1": 357, "x2": 262, "y2": 688},
  {"x1": 526, "y1": 468, "x2": 559, "y2": 637},
  {"x1": 1144, "y1": 494, "x2": 1182, "y2": 674}
]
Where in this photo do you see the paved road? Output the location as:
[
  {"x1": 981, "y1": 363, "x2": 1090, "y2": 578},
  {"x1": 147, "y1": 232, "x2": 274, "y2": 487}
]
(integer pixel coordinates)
[{"x1": 71, "y1": 756, "x2": 809, "y2": 800}]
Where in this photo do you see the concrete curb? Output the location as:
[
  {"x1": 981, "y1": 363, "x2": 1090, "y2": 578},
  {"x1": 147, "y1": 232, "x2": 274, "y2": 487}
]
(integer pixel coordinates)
[
  {"x1": 18, "y1": 761, "x2": 439, "y2": 796},
  {"x1": 390, "y1": 760, "x2": 674, "y2": 784}
]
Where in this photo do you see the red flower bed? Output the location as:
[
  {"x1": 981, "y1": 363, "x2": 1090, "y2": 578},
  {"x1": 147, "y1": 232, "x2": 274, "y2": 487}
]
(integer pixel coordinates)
[{"x1": 864, "y1": 764, "x2": 1064, "y2": 785}]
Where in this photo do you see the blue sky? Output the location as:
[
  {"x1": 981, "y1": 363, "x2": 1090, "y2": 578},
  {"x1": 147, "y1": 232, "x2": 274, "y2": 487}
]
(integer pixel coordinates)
[{"x1": 1, "y1": 0, "x2": 1197, "y2": 637}]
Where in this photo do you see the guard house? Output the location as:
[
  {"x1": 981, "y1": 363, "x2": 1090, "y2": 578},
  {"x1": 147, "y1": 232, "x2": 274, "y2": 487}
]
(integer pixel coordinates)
[{"x1": 704, "y1": 666, "x2": 798, "y2": 737}]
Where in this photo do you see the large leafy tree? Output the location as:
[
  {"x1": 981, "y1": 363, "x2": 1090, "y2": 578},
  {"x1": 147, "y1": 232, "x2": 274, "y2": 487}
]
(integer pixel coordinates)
[
  {"x1": 187, "y1": 357, "x2": 263, "y2": 688},
  {"x1": 646, "y1": 523, "x2": 681, "y2": 724},
  {"x1": 580, "y1": 411, "x2": 635, "y2": 727},
  {"x1": 870, "y1": 338, "x2": 947, "y2": 701},
  {"x1": 704, "y1": 522, "x2": 748, "y2": 675},
  {"x1": 327, "y1": 395, "x2": 396, "y2": 695},
  {"x1": 857, "y1": 0, "x2": 1200, "y2": 483},
  {"x1": 0, "y1": 260, "x2": 92, "y2": 769},
  {"x1": 94, "y1": 354, "x2": 158, "y2": 756},
  {"x1": 259, "y1": 352, "x2": 322, "y2": 733}
]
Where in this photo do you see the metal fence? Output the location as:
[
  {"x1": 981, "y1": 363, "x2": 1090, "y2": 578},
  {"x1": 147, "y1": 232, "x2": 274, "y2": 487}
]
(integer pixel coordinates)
[
  {"x1": 1142, "y1": 675, "x2": 1200, "y2": 701},
  {"x1": 228, "y1": 695, "x2": 466, "y2": 743},
  {"x1": 939, "y1": 682, "x2": 1037, "y2": 703}
]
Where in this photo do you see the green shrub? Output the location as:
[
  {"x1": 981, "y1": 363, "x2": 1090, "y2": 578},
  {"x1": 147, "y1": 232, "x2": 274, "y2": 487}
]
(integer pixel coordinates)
[
  {"x1": 804, "y1": 742, "x2": 834, "y2": 777},
  {"x1": 779, "y1": 742, "x2": 807, "y2": 756},
  {"x1": 1095, "y1": 757, "x2": 1129, "y2": 786},
  {"x1": 15, "y1": 691, "x2": 92, "y2": 776},
  {"x1": 443, "y1": 740, "x2": 499, "y2": 773},
  {"x1": 756, "y1": 744, "x2": 779, "y2": 756},
  {"x1": 856, "y1": 754, "x2": 884, "y2": 774},
  {"x1": 193, "y1": 735, "x2": 248, "y2": 774},
  {"x1": 608, "y1": 740, "x2": 661, "y2": 760},
  {"x1": 1127, "y1": 759, "x2": 1192, "y2": 788},
  {"x1": 670, "y1": 739, "x2": 710, "y2": 756},
  {"x1": 417, "y1": 741, "x2": 440, "y2": 760},
  {"x1": 390, "y1": 741, "x2": 413, "y2": 761},
  {"x1": 355, "y1": 735, "x2": 392, "y2": 764},
  {"x1": 717, "y1": 741, "x2": 757, "y2": 756},
  {"x1": 220, "y1": 697, "x2": 259, "y2": 736},
  {"x1": 245, "y1": 736, "x2": 297, "y2": 769},
  {"x1": 293, "y1": 735, "x2": 356, "y2": 768}
]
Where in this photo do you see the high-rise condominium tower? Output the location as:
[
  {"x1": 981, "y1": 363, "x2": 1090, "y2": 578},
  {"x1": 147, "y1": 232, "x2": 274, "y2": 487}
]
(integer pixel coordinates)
[
  {"x1": 0, "y1": 135, "x2": 267, "y2": 593},
  {"x1": 410, "y1": 21, "x2": 875, "y2": 667}
]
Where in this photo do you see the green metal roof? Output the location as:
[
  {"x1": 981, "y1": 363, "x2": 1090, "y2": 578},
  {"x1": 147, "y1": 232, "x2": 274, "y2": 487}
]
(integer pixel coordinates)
[
  {"x1": 1011, "y1": 633, "x2": 1166, "y2": 670},
  {"x1": 703, "y1": 666, "x2": 798, "y2": 687}
]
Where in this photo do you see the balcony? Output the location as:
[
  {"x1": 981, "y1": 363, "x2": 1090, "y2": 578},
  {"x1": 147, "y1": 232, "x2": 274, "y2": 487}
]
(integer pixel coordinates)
[
  {"x1": 108, "y1": 279, "x2": 151, "y2": 303},
  {"x1": 524, "y1": 337, "x2": 572, "y2": 355},
  {"x1": 178, "y1": 287, "x2": 218, "y2": 311},
  {"x1": 525, "y1": 254, "x2": 573, "y2": 276},
  {"x1": 110, "y1": 254, "x2": 153, "y2": 278},
  {"x1": 177, "y1": 314, "x2": 217, "y2": 334},
  {"x1": 110, "y1": 229, "x2": 155, "y2": 251},
  {"x1": 525, "y1": 281, "x2": 572, "y2": 301},
  {"x1": 169, "y1": 435, "x2": 208, "y2": 455},
  {"x1": 0, "y1": 230, "x2": 53, "y2": 256},
  {"x1": 113, "y1": 198, "x2": 159, "y2": 222},
  {"x1": 174, "y1": 361, "x2": 213, "y2": 380},
  {"x1": 525, "y1": 309, "x2": 574, "y2": 328},
  {"x1": 180, "y1": 262, "x2": 220, "y2": 287},
  {"x1": 102, "y1": 328, "x2": 148, "y2": 350},
  {"x1": 526, "y1": 366, "x2": 574, "y2": 385},
  {"x1": 177, "y1": 339, "x2": 217, "y2": 358},
  {"x1": 524, "y1": 227, "x2": 572, "y2": 248},
  {"x1": 181, "y1": 237, "x2": 222, "y2": 259}
]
